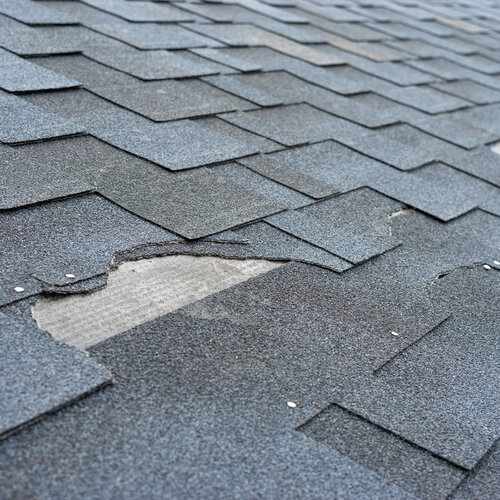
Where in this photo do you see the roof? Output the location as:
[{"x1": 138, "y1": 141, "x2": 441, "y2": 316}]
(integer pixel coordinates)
[{"x1": 0, "y1": 0, "x2": 499, "y2": 498}]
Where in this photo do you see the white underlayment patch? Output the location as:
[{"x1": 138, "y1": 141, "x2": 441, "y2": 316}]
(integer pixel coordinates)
[{"x1": 32, "y1": 255, "x2": 284, "y2": 349}]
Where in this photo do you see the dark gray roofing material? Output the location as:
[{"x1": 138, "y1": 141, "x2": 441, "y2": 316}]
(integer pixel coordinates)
[
  {"x1": 0, "y1": 0, "x2": 499, "y2": 497},
  {"x1": 0, "y1": 308, "x2": 111, "y2": 438}
]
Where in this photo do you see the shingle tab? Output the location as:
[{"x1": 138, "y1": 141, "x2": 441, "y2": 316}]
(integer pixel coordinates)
[
  {"x1": 0, "y1": 48, "x2": 79, "y2": 92},
  {"x1": 266, "y1": 189, "x2": 401, "y2": 263},
  {"x1": 80, "y1": 0, "x2": 197, "y2": 22},
  {"x1": 0, "y1": 310, "x2": 111, "y2": 439},
  {"x1": 0, "y1": 91, "x2": 84, "y2": 144},
  {"x1": 0, "y1": 0, "x2": 77, "y2": 25},
  {"x1": 97, "y1": 164, "x2": 285, "y2": 239},
  {"x1": 91, "y1": 80, "x2": 256, "y2": 122}
]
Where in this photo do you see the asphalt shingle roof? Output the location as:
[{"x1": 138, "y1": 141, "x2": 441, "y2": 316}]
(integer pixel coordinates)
[{"x1": 0, "y1": 0, "x2": 499, "y2": 498}]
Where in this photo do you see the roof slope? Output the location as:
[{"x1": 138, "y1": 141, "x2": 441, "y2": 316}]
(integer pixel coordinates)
[{"x1": 0, "y1": 0, "x2": 499, "y2": 498}]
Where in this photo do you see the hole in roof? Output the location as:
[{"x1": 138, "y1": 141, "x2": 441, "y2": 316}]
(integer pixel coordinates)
[{"x1": 32, "y1": 255, "x2": 283, "y2": 349}]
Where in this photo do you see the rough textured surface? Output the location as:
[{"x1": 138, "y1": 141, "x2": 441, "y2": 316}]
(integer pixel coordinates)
[
  {"x1": 300, "y1": 403, "x2": 466, "y2": 500},
  {"x1": 0, "y1": 194, "x2": 181, "y2": 306},
  {"x1": 0, "y1": 91, "x2": 84, "y2": 144},
  {"x1": 1, "y1": 0, "x2": 499, "y2": 497},
  {"x1": 96, "y1": 164, "x2": 285, "y2": 239},
  {"x1": 0, "y1": 309, "x2": 111, "y2": 439}
]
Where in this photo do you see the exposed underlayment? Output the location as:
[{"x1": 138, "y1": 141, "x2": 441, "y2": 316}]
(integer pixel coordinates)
[
  {"x1": 32, "y1": 255, "x2": 283, "y2": 348},
  {"x1": 1, "y1": 0, "x2": 499, "y2": 498}
]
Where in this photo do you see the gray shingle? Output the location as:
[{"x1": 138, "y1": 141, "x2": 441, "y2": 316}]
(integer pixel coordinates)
[
  {"x1": 0, "y1": 310, "x2": 111, "y2": 439},
  {"x1": 23, "y1": 89, "x2": 258, "y2": 170},
  {"x1": 213, "y1": 162, "x2": 313, "y2": 209},
  {"x1": 215, "y1": 71, "x2": 398, "y2": 127},
  {"x1": 266, "y1": 188, "x2": 401, "y2": 264},
  {"x1": 91, "y1": 79, "x2": 256, "y2": 122},
  {"x1": 0, "y1": 91, "x2": 84, "y2": 144},
  {"x1": 300, "y1": 403, "x2": 466, "y2": 500},
  {"x1": 431, "y1": 80, "x2": 500, "y2": 105},
  {"x1": 238, "y1": 153, "x2": 338, "y2": 198},
  {"x1": 0, "y1": 194, "x2": 180, "y2": 305},
  {"x1": 0, "y1": 48, "x2": 79, "y2": 92},
  {"x1": 80, "y1": 0, "x2": 197, "y2": 22},
  {"x1": 0, "y1": 0, "x2": 77, "y2": 25},
  {"x1": 96, "y1": 164, "x2": 285, "y2": 239}
]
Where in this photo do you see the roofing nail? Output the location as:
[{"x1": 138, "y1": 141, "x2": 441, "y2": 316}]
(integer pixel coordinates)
[
  {"x1": 484, "y1": 264, "x2": 491, "y2": 270},
  {"x1": 14, "y1": 286, "x2": 25, "y2": 292},
  {"x1": 390, "y1": 331, "x2": 399, "y2": 336},
  {"x1": 65, "y1": 273, "x2": 76, "y2": 279},
  {"x1": 494, "y1": 261, "x2": 500, "y2": 266},
  {"x1": 287, "y1": 401, "x2": 297, "y2": 408}
]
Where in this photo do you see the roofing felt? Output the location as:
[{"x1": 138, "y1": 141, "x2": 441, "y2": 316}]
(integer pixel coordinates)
[{"x1": 0, "y1": 0, "x2": 499, "y2": 498}]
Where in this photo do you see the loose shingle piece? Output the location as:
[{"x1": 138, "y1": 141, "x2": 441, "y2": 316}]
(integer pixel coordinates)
[{"x1": 0, "y1": 0, "x2": 500, "y2": 497}]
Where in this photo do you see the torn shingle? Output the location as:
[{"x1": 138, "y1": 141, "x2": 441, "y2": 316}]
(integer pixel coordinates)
[{"x1": 0, "y1": 194, "x2": 181, "y2": 306}]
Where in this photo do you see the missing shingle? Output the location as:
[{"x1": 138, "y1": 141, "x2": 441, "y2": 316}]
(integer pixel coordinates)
[{"x1": 32, "y1": 255, "x2": 283, "y2": 349}]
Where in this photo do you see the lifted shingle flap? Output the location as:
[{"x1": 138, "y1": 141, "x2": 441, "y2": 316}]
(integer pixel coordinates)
[{"x1": 0, "y1": 309, "x2": 111, "y2": 439}]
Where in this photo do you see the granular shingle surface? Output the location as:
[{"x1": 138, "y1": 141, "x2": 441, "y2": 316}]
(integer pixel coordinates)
[{"x1": 0, "y1": 0, "x2": 499, "y2": 498}]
